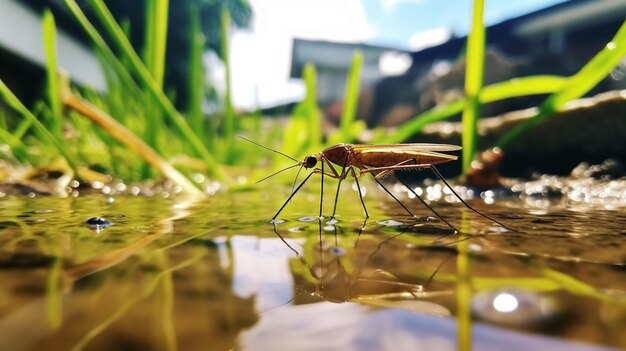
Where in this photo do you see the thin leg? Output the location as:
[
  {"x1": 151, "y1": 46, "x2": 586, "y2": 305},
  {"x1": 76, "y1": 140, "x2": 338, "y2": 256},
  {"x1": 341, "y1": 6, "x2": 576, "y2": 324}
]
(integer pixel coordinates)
[
  {"x1": 395, "y1": 177, "x2": 459, "y2": 233},
  {"x1": 331, "y1": 154, "x2": 350, "y2": 219},
  {"x1": 331, "y1": 169, "x2": 346, "y2": 219},
  {"x1": 429, "y1": 165, "x2": 515, "y2": 232},
  {"x1": 319, "y1": 160, "x2": 324, "y2": 218},
  {"x1": 273, "y1": 224, "x2": 300, "y2": 255},
  {"x1": 372, "y1": 176, "x2": 416, "y2": 217},
  {"x1": 272, "y1": 171, "x2": 315, "y2": 220},
  {"x1": 350, "y1": 167, "x2": 369, "y2": 218}
]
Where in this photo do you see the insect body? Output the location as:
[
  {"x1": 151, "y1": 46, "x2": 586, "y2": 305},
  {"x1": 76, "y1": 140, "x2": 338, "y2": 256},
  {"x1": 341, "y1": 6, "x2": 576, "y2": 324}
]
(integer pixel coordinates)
[{"x1": 240, "y1": 137, "x2": 511, "y2": 233}]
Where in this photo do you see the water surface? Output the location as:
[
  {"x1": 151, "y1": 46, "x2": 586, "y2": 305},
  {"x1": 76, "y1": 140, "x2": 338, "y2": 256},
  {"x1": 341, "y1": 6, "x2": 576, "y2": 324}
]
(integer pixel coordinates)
[{"x1": 0, "y1": 181, "x2": 625, "y2": 351}]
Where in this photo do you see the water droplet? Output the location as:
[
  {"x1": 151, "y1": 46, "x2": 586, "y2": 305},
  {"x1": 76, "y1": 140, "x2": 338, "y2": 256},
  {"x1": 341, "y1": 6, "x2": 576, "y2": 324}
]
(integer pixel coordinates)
[
  {"x1": 326, "y1": 218, "x2": 339, "y2": 225},
  {"x1": 377, "y1": 219, "x2": 404, "y2": 226},
  {"x1": 106, "y1": 197, "x2": 115, "y2": 204},
  {"x1": 288, "y1": 227, "x2": 304, "y2": 233},
  {"x1": 298, "y1": 216, "x2": 318, "y2": 222},
  {"x1": 324, "y1": 225, "x2": 336, "y2": 232}
]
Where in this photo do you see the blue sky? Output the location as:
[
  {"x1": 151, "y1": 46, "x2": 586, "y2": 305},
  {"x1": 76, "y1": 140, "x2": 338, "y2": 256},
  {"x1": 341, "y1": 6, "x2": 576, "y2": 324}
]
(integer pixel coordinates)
[
  {"x1": 362, "y1": 0, "x2": 568, "y2": 49},
  {"x1": 229, "y1": 0, "x2": 569, "y2": 109}
]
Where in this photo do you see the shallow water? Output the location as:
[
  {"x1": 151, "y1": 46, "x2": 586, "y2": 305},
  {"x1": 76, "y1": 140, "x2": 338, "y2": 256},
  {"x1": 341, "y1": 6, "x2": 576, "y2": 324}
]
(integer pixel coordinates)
[{"x1": 0, "y1": 179, "x2": 625, "y2": 351}]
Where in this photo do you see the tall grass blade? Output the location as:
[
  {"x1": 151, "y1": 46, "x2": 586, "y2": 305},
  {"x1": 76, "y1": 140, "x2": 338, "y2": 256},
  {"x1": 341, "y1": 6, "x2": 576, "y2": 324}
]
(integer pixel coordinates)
[
  {"x1": 282, "y1": 63, "x2": 321, "y2": 158},
  {"x1": 339, "y1": 50, "x2": 363, "y2": 142},
  {"x1": 141, "y1": 0, "x2": 169, "y2": 178},
  {"x1": 42, "y1": 10, "x2": 63, "y2": 140},
  {"x1": 143, "y1": 0, "x2": 169, "y2": 88},
  {"x1": 495, "y1": 20, "x2": 626, "y2": 149},
  {"x1": 461, "y1": 0, "x2": 485, "y2": 174},
  {"x1": 302, "y1": 63, "x2": 322, "y2": 149},
  {"x1": 221, "y1": 9, "x2": 237, "y2": 163},
  {"x1": 188, "y1": 6, "x2": 208, "y2": 144}
]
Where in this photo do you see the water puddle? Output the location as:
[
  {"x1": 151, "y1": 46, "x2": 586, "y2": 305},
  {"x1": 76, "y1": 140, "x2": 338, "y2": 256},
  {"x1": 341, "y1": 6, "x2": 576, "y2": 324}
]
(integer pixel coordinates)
[{"x1": 0, "y1": 184, "x2": 625, "y2": 350}]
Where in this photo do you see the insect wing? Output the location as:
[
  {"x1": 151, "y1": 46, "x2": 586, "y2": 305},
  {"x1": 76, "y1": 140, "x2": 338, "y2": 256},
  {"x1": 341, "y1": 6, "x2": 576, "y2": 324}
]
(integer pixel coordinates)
[{"x1": 351, "y1": 143, "x2": 461, "y2": 152}]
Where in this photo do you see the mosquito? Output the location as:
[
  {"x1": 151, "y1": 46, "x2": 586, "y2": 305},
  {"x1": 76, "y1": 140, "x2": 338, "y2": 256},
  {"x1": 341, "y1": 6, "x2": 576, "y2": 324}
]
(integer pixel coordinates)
[{"x1": 240, "y1": 136, "x2": 512, "y2": 233}]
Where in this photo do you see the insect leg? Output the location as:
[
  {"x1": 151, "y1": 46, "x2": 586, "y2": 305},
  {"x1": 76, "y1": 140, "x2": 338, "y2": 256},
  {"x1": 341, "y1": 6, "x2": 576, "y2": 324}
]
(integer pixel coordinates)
[
  {"x1": 429, "y1": 165, "x2": 515, "y2": 232},
  {"x1": 361, "y1": 158, "x2": 459, "y2": 232},
  {"x1": 349, "y1": 167, "x2": 369, "y2": 218},
  {"x1": 394, "y1": 175, "x2": 460, "y2": 233},
  {"x1": 272, "y1": 171, "x2": 315, "y2": 221},
  {"x1": 330, "y1": 154, "x2": 350, "y2": 219},
  {"x1": 371, "y1": 175, "x2": 416, "y2": 217},
  {"x1": 319, "y1": 159, "x2": 324, "y2": 218}
]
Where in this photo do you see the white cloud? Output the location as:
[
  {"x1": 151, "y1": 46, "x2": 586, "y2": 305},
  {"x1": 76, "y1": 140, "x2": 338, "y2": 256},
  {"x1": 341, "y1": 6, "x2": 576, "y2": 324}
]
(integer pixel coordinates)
[
  {"x1": 229, "y1": 0, "x2": 375, "y2": 110},
  {"x1": 408, "y1": 27, "x2": 451, "y2": 51},
  {"x1": 382, "y1": 0, "x2": 426, "y2": 12}
]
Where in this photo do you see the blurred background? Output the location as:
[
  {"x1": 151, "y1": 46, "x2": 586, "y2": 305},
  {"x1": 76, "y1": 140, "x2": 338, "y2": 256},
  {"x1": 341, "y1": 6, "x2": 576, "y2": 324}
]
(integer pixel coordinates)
[{"x1": 1, "y1": 0, "x2": 626, "y2": 185}]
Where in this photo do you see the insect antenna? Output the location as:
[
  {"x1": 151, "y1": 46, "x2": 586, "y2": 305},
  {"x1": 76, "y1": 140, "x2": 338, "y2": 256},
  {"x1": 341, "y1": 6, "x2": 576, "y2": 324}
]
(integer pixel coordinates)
[
  {"x1": 290, "y1": 164, "x2": 305, "y2": 194},
  {"x1": 238, "y1": 136, "x2": 299, "y2": 163},
  {"x1": 255, "y1": 163, "x2": 300, "y2": 184}
]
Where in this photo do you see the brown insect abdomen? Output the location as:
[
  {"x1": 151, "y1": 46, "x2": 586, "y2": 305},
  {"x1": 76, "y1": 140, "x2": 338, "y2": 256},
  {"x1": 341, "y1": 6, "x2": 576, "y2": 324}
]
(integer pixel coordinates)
[{"x1": 357, "y1": 150, "x2": 457, "y2": 168}]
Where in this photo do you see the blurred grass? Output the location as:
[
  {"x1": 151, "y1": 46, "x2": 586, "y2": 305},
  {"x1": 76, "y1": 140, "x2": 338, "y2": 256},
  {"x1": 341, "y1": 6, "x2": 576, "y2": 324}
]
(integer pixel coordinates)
[
  {"x1": 0, "y1": 0, "x2": 625, "y2": 192},
  {"x1": 220, "y1": 9, "x2": 237, "y2": 164},
  {"x1": 495, "y1": 19, "x2": 626, "y2": 149},
  {"x1": 0, "y1": 79, "x2": 78, "y2": 174},
  {"x1": 373, "y1": 75, "x2": 567, "y2": 144},
  {"x1": 329, "y1": 50, "x2": 365, "y2": 144},
  {"x1": 461, "y1": 0, "x2": 485, "y2": 174},
  {"x1": 43, "y1": 10, "x2": 63, "y2": 141}
]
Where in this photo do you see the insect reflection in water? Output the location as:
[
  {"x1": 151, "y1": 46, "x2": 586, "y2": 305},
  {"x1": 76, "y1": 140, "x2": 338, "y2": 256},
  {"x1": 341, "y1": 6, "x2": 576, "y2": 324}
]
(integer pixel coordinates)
[
  {"x1": 272, "y1": 219, "x2": 464, "y2": 307},
  {"x1": 240, "y1": 136, "x2": 512, "y2": 234}
]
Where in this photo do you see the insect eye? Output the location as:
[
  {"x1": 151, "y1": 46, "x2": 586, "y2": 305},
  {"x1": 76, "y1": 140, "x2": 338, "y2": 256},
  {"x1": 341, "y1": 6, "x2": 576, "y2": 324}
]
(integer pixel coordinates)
[{"x1": 305, "y1": 155, "x2": 317, "y2": 168}]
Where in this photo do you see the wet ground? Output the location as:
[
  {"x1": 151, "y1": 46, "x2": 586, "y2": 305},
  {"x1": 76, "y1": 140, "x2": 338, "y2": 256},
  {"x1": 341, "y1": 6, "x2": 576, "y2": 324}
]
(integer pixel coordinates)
[{"x1": 0, "y1": 174, "x2": 625, "y2": 351}]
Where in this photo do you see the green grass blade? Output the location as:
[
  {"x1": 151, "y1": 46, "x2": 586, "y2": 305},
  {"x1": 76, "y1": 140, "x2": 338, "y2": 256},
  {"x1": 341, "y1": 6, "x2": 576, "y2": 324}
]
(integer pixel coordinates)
[
  {"x1": 461, "y1": 0, "x2": 485, "y2": 174},
  {"x1": 188, "y1": 6, "x2": 207, "y2": 142},
  {"x1": 221, "y1": 9, "x2": 237, "y2": 163},
  {"x1": 495, "y1": 19, "x2": 626, "y2": 149},
  {"x1": 373, "y1": 75, "x2": 567, "y2": 144},
  {"x1": 0, "y1": 107, "x2": 6, "y2": 130},
  {"x1": 480, "y1": 75, "x2": 566, "y2": 102},
  {"x1": 0, "y1": 79, "x2": 78, "y2": 173},
  {"x1": 339, "y1": 50, "x2": 363, "y2": 141},
  {"x1": 141, "y1": 0, "x2": 169, "y2": 178},
  {"x1": 0, "y1": 128, "x2": 29, "y2": 162},
  {"x1": 302, "y1": 63, "x2": 322, "y2": 149},
  {"x1": 143, "y1": 0, "x2": 168, "y2": 88},
  {"x1": 42, "y1": 10, "x2": 63, "y2": 140},
  {"x1": 282, "y1": 63, "x2": 321, "y2": 158}
]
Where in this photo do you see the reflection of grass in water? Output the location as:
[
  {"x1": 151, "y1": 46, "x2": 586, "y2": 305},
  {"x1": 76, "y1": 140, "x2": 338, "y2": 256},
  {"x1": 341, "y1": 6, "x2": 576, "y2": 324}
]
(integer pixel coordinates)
[
  {"x1": 456, "y1": 212, "x2": 472, "y2": 351},
  {"x1": 71, "y1": 250, "x2": 204, "y2": 351}
]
